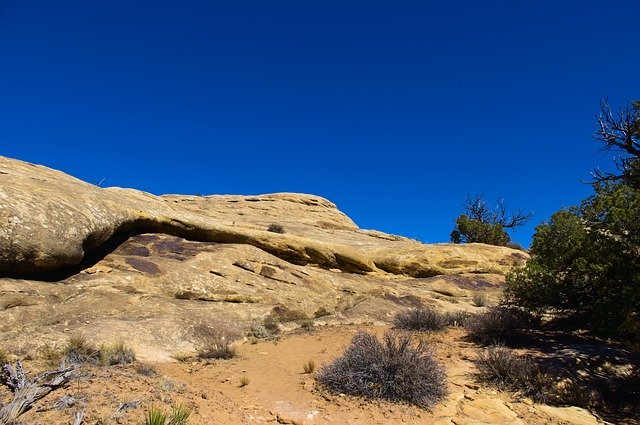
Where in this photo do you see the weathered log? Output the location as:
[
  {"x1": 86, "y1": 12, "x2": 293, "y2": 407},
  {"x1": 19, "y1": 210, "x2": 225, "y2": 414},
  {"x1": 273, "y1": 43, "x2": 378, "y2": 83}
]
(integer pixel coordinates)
[{"x1": 0, "y1": 360, "x2": 74, "y2": 424}]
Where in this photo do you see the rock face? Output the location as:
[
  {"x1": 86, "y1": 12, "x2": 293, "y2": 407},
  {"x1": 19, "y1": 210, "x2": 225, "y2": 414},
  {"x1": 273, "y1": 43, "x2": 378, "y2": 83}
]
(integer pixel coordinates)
[
  {"x1": 0, "y1": 156, "x2": 525, "y2": 277},
  {"x1": 0, "y1": 155, "x2": 527, "y2": 359}
]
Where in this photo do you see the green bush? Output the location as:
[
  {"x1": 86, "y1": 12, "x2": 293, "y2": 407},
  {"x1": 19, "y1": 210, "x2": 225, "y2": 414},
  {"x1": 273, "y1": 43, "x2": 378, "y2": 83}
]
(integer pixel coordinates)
[
  {"x1": 450, "y1": 215, "x2": 511, "y2": 246},
  {"x1": 505, "y1": 183, "x2": 640, "y2": 340},
  {"x1": 317, "y1": 331, "x2": 447, "y2": 408}
]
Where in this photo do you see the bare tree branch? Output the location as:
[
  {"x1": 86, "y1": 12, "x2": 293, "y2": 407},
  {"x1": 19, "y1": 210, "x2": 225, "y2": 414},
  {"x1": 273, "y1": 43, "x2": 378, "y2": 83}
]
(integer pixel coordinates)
[
  {"x1": 462, "y1": 194, "x2": 532, "y2": 229},
  {"x1": 592, "y1": 98, "x2": 640, "y2": 186}
]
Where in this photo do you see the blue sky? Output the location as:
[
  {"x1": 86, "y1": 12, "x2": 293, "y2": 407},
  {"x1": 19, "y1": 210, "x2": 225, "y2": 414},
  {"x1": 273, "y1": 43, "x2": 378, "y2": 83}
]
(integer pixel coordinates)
[{"x1": 1, "y1": 1, "x2": 638, "y2": 246}]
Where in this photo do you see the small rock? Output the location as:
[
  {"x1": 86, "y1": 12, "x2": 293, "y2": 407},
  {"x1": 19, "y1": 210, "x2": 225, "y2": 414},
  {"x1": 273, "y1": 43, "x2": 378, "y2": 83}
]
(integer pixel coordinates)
[{"x1": 465, "y1": 383, "x2": 480, "y2": 390}]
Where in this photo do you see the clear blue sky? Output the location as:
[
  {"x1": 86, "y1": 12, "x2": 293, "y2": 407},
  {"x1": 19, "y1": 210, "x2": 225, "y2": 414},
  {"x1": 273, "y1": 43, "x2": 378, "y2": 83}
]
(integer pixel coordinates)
[{"x1": 1, "y1": 1, "x2": 639, "y2": 247}]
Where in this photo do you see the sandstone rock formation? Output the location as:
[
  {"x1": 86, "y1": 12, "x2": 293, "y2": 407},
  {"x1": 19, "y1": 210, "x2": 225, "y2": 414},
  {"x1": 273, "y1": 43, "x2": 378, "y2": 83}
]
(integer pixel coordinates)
[
  {"x1": 0, "y1": 155, "x2": 527, "y2": 359},
  {"x1": 0, "y1": 156, "x2": 525, "y2": 277}
]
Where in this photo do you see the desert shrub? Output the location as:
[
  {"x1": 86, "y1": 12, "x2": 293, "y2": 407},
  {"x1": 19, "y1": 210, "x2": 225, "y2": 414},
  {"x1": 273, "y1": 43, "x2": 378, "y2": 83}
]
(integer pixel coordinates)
[
  {"x1": 135, "y1": 364, "x2": 157, "y2": 376},
  {"x1": 247, "y1": 324, "x2": 270, "y2": 339},
  {"x1": 263, "y1": 315, "x2": 280, "y2": 335},
  {"x1": 197, "y1": 337, "x2": 236, "y2": 360},
  {"x1": 393, "y1": 307, "x2": 448, "y2": 332},
  {"x1": 267, "y1": 223, "x2": 285, "y2": 234},
  {"x1": 475, "y1": 346, "x2": 555, "y2": 403},
  {"x1": 472, "y1": 293, "x2": 487, "y2": 307},
  {"x1": 317, "y1": 331, "x2": 446, "y2": 408},
  {"x1": 444, "y1": 311, "x2": 474, "y2": 327},
  {"x1": 100, "y1": 341, "x2": 136, "y2": 365},
  {"x1": 297, "y1": 318, "x2": 315, "y2": 331},
  {"x1": 239, "y1": 376, "x2": 250, "y2": 387},
  {"x1": 465, "y1": 306, "x2": 537, "y2": 345},
  {"x1": 248, "y1": 314, "x2": 282, "y2": 339},
  {"x1": 248, "y1": 315, "x2": 281, "y2": 339},
  {"x1": 144, "y1": 404, "x2": 190, "y2": 425}
]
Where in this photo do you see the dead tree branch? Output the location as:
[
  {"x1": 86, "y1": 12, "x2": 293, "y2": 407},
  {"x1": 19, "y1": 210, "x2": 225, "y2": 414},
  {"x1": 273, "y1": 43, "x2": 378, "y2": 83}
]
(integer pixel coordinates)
[
  {"x1": 0, "y1": 360, "x2": 75, "y2": 423},
  {"x1": 592, "y1": 98, "x2": 640, "y2": 186},
  {"x1": 463, "y1": 194, "x2": 532, "y2": 229}
]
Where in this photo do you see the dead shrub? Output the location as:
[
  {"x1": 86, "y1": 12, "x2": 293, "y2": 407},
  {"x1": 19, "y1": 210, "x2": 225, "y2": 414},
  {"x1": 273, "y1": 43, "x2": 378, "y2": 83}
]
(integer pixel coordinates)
[
  {"x1": 475, "y1": 346, "x2": 555, "y2": 403},
  {"x1": 135, "y1": 364, "x2": 158, "y2": 376},
  {"x1": 317, "y1": 331, "x2": 447, "y2": 408},
  {"x1": 263, "y1": 315, "x2": 281, "y2": 335},
  {"x1": 393, "y1": 307, "x2": 448, "y2": 332},
  {"x1": 465, "y1": 306, "x2": 537, "y2": 345},
  {"x1": 444, "y1": 311, "x2": 474, "y2": 327},
  {"x1": 267, "y1": 224, "x2": 285, "y2": 233},
  {"x1": 472, "y1": 293, "x2": 488, "y2": 307}
]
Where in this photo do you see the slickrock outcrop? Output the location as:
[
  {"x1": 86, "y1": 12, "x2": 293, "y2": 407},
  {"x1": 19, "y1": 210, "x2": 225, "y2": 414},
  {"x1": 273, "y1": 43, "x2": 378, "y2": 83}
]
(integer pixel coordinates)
[
  {"x1": 0, "y1": 156, "x2": 524, "y2": 277},
  {"x1": 0, "y1": 155, "x2": 528, "y2": 359}
]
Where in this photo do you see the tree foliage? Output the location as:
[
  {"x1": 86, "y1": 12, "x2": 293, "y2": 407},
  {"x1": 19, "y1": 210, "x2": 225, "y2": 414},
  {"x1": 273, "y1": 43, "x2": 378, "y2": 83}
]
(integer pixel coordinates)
[
  {"x1": 450, "y1": 194, "x2": 531, "y2": 247},
  {"x1": 506, "y1": 99, "x2": 640, "y2": 341}
]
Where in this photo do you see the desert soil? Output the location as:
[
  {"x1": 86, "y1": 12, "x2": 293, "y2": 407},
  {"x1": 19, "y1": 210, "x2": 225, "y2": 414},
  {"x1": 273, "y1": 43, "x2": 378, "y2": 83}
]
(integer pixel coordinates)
[{"x1": 7, "y1": 325, "x2": 605, "y2": 425}]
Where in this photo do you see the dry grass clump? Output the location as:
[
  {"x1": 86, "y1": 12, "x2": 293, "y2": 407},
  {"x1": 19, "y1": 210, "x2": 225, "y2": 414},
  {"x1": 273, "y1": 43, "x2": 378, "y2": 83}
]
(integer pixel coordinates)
[
  {"x1": 393, "y1": 307, "x2": 448, "y2": 332},
  {"x1": 475, "y1": 346, "x2": 555, "y2": 403},
  {"x1": 465, "y1": 306, "x2": 537, "y2": 345},
  {"x1": 144, "y1": 404, "x2": 191, "y2": 425},
  {"x1": 100, "y1": 341, "x2": 136, "y2": 365},
  {"x1": 197, "y1": 336, "x2": 236, "y2": 360},
  {"x1": 317, "y1": 331, "x2": 446, "y2": 408},
  {"x1": 39, "y1": 336, "x2": 135, "y2": 367},
  {"x1": 303, "y1": 360, "x2": 316, "y2": 374},
  {"x1": 63, "y1": 335, "x2": 101, "y2": 366},
  {"x1": 0, "y1": 349, "x2": 8, "y2": 366}
]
